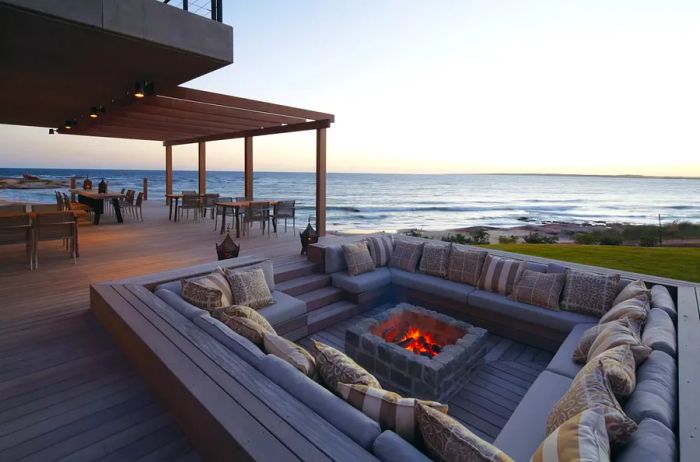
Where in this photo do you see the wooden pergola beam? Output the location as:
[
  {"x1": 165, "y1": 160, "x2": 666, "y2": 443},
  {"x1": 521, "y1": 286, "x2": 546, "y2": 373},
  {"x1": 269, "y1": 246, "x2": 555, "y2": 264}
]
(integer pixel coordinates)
[
  {"x1": 120, "y1": 104, "x2": 279, "y2": 129},
  {"x1": 164, "y1": 119, "x2": 331, "y2": 146},
  {"x1": 165, "y1": 145, "x2": 173, "y2": 204},
  {"x1": 100, "y1": 113, "x2": 255, "y2": 134},
  {"x1": 198, "y1": 142, "x2": 206, "y2": 195},
  {"x1": 244, "y1": 137, "x2": 253, "y2": 199},
  {"x1": 316, "y1": 128, "x2": 327, "y2": 236}
]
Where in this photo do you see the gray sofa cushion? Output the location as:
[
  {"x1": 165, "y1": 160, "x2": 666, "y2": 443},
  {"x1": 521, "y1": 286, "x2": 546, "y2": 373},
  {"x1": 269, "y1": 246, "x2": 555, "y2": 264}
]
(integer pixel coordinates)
[
  {"x1": 193, "y1": 314, "x2": 265, "y2": 365},
  {"x1": 332, "y1": 267, "x2": 392, "y2": 294},
  {"x1": 651, "y1": 284, "x2": 677, "y2": 323},
  {"x1": 258, "y1": 291, "x2": 307, "y2": 326},
  {"x1": 526, "y1": 261, "x2": 547, "y2": 273},
  {"x1": 616, "y1": 418, "x2": 677, "y2": 462},
  {"x1": 390, "y1": 268, "x2": 476, "y2": 303},
  {"x1": 257, "y1": 354, "x2": 381, "y2": 450},
  {"x1": 642, "y1": 308, "x2": 677, "y2": 357},
  {"x1": 154, "y1": 288, "x2": 207, "y2": 320},
  {"x1": 325, "y1": 244, "x2": 347, "y2": 274},
  {"x1": 468, "y1": 290, "x2": 598, "y2": 332},
  {"x1": 493, "y1": 370, "x2": 573, "y2": 462},
  {"x1": 545, "y1": 322, "x2": 596, "y2": 378},
  {"x1": 372, "y1": 430, "x2": 431, "y2": 462},
  {"x1": 624, "y1": 350, "x2": 677, "y2": 431}
]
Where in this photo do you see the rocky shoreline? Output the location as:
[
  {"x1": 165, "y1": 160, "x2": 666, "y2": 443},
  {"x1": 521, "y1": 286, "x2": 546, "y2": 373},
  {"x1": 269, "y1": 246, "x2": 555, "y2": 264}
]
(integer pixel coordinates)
[{"x1": 0, "y1": 177, "x2": 69, "y2": 190}]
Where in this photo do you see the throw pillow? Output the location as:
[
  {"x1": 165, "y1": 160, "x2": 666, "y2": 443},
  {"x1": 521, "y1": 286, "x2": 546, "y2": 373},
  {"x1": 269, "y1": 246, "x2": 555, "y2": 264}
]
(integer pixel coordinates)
[
  {"x1": 224, "y1": 316, "x2": 272, "y2": 346},
  {"x1": 580, "y1": 344, "x2": 637, "y2": 398},
  {"x1": 365, "y1": 235, "x2": 394, "y2": 267},
  {"x1": 342, "y1": 242, "x2": 376, "y2": 276},
  {"x1": 415, "y1": 402, "x2": 514, "y2": 462},
  {"x1": 337, "y1": 383, "x2": 448, "y2": 443},
  {"x1": 447, "y1": 245, "x2": 487, "y2": 286},
  {"x1": 560, "y1": 270, "x2": 621, "y2": 317},
  {"x1": 215, "y1": 305, "x2": 275, "y2": 334},
  {"x1": 546, "y1": 361, "x2": 638, "y2": 445},
  {"x1": 477, "y1": 254, "x2": 526, "y2": 296},
  {"x1": 572, "y1": 319, "x2": 644, "y2": 363},
  {"x1": 225, "y1": 267, "x2": 274, "y2": 309},
  {"x1": 263, "y1": 332, "x2": 317, "y2": 380},
  {"x1": 599, "y1": 295, "x2": 650, "y2": 324},
  {"x1": 531, "y1": 408, "x2": 610, "y2": 462},
  {"x1": 587, "y1": 318, "x2": 651, "y2": 365},
  {"x1": 311, "y1": 340, "x2": 381, "y2": 391},
  {"x1": 613, "y1": 280, "x2": 650, "y2": 305},
  {"x1": 419, "y1": 243, "x2": 451, "y2": 278},
  {"x1": 509, "y1": 270, "x2": 566, "y2": 310},
  {"x1": 389, "y1": 240, "x2": 424, "y2": 273},
  {"x1": 180, "y1": 268, "x2": 232, "y2": 310}
]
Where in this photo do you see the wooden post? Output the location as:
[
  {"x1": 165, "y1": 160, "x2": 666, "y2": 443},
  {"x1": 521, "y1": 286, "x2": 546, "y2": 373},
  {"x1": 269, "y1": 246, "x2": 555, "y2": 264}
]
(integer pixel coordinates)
[
  {"x1": 316, "y1": 128, "x2": 327, "y2": 237},
  {"x1": 244, "y1": 137, "x2": 253, "y2": 199},
  {"x1": 70, "y1": 176, "x2": 76, "y2": 202},
  {"x1": 143, "y1": 177, "x2": 148, "y2": 201},
  {"x1": 165, "y1": 145, "x2": 173, "y2": 205},
  {"x1": 198, "y1": 142, "x2": 206, "y2": 195}
]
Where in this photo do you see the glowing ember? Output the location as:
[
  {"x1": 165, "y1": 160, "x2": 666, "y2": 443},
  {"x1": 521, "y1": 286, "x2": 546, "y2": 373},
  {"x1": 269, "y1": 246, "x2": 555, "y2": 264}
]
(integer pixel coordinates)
[{"x1": 391, "y1": 326, "x2": 442, "y2": 358}]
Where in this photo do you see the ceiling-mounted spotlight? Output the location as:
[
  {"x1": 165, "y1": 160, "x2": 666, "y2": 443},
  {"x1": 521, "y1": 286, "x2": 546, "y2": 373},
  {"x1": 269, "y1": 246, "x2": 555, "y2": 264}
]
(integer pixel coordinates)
[
  {"x1": 49, "y1": 129, "x2": 55, "y2": 135},
  {"x1": 64, "y1": 119, "x2": 77, "y2": 130},
  {"x1": 134, "y1": 81, "x2": 155, "y2": 98},
  {"x1": 89, "y1": 106, "x2": 105, "y2": 118}
]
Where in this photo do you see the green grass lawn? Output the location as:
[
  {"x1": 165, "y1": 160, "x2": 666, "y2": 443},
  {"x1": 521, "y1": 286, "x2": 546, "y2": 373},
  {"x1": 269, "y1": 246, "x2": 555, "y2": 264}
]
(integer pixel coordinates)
[{"x1": 484, "y1": 244, "x2": 700, "y2": 283}]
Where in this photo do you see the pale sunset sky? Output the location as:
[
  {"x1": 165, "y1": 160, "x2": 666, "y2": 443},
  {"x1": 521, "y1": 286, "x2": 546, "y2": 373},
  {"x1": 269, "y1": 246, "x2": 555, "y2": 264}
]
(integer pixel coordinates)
[{"x1": 1, "y1": 0, "x2": 699, "y2": 176}]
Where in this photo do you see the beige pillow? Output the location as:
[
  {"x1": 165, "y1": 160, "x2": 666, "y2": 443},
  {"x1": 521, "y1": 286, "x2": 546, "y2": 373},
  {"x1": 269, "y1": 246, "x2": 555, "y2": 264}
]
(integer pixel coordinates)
[
  {"x1": 477, "y1": 254, "x2": 526, "y2": 296},
  {"x1": 224, "y1": 316, "x2": 271, "y2": 346},
  {"x1": 580, "y1": 344, "x2": 636, "y2": 398},
  {"x1": 613, "y1": 279, "x2": 650, "y2": 305},
  {"x1": 447, "y1": 245, "x2": 487, "y2": 286},
  {"x1": 216, "y1": 305, "x2": 275, "y2": 334},
  {"x1": 338, "y1": 383, "x2": 447, "y2": 443},
  {"x1": 263, "y1": 332, "x2": 317, "y2": 379},
  {"x1": 415, "y1": 402, "x2": 514, "y2": 462},
  {"x1": 509, "y1": 270, "x2": 566, "y2": 311},
  {"x1": 572, "y1": 319, "x2": 639, "y2": 363},
  {"x1": 587, "y1": 318, "x2": 651, "y2": 365},
  {"x1": 225, "y1": 267, "x2": 274, "y2": 309},
  {"x1": 561, "y1": 270, "x2": 620, "y2": 317},
  {"x1": 180, "y1": 268, "x2": 232, "y2": 310},
  {"x1": 365, "y1": 235, "x2": 394, "y2": 267},
  {"x1": 531, "y1": 408, "x2": 610, "y2": 462},
  {"x1": 419, "y1": 243, "x2": 451, "y2": 278},
  {"x1": 599, "y1": 295, "x2": 649, "y2": 324},
  {"x1": 389, "y1": 240, "x2": 424, "y2": 273},
  {"x1": 311, "y1": 340, "x2": 381, "y2": 392},
  {"x1": 546, "y1": 361, "x2": 637, "y2": 445},
  {"x1": 342, "y1": 242, "x2": 376, "y2": 276}
]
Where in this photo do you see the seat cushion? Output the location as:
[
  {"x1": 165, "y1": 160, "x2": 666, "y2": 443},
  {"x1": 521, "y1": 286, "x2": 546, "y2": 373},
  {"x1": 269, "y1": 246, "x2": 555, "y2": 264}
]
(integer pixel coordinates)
[
  {"x1": 257, "y1": 354, "x2": 381, "y2": 450},
  {"x1": 493, "y1": 371, "x2": 573, "y2": 462},
  {"x1": 651, "y1": 285, "x2": 677, "y2": 323},
  {"x1": 372, "y1": 430, "x2": 431, "y2": 462},
  {"x1": 642, "y1": 308, "x2": 677, "y2": 357},
  {"x1": 192, "y1": 314, "x2": 265, "y2": 365},
  {"x1": 616, "y1": 418, "x2": 677, "y2": 462},
  {"x1": 390, "y1": 268, "x2": 476, "y2": 303},
  {"x1": 624, "y1": 350, "x2": 677, "y2": 431},
  {"x1": 257, "y1": 290, "x2": 307, "y2": 327},
  {"x1": 468, "y1": 290, "x2": 598, "y2": 332},
  {"x1": 325, "y1": 244, "x2": 347, "y2": 273},
  {"x1": 332, "y1": 267, "x2": 392, "y2": 294},
  {"x1": 154, "y1": 288, "x2": 207, "y2": 320},
  {"x1": 546, "y1": 323, "x2": 596, "y2": 378}
]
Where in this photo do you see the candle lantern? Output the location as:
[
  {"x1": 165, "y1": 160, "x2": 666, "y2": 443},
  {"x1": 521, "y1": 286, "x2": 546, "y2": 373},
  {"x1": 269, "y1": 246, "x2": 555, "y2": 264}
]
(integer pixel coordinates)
[
  {"x1": 216, "y1": 229, "x2": 240, "y2": 260},
  {"x1": 300, "y1": 217, "x2": 319, "y2": 255},
  {"x1": 82, "y1": 177, "x2": 92, "y2": 190},
  {"x1": 98, "y1": 179, "x2": 107, "y2": 194}
]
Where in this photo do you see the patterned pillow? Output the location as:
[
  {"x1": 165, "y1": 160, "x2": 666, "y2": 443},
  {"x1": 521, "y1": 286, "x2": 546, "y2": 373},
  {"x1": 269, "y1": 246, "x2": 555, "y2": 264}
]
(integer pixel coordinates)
[
  {"x1": 365, "y1": 235, "x2": 393, "y2": 267},
  {"x1": 477, "y1": 255, "x2": 526, "y2": 296},
  {"x1": 419, "y1": 243, "x2": 451, "y2": 278},
  {"x1": 599, "y1": 295, "x2": 649, "y2": 324},
  {"x1": 546, "y1": 361, "x2": 638, "y2": 444},
  {"x1": 225, "y1": 267, "x2": 274, "y2": 309},
  {"x1": 415, "y1": 402, "x2": 514, "y2": 462},
  {"x1": 613, "y1": 280, "x2": 650, "y2": 305},
  {"x1": 561, "y1": 270, "x2": 620, "y2": 317},
  {"x1": 509, "y1": 270, "x2": 566, "y2": 310},
  {"x1": 180, "y1": 268, "x2": 232, "y2": 310},
  {"x1": 389, "y1": 240, "x2": 424, "y2": 273},
  {"x1": 580, "y1": 344, "x2": 636, "y2": 398},
  {"x1": 342, "y1": 242, "x2": 376, "y2": 276},
  {"x1": 531, "y1": 408, "x2": 610, "y2": 462},
  {"x1": 215, "y1": 305, "x2": 275, "y2": 334},
  {"x1": 311, "y1": 340, "x2": 381, "y2": 392},
  {"x1": 224, "y1": 316, "x2": 271, "y2": 346},
  {"x1": 447, "y1": 245, "x2": 487, "y2": 286},
  {"x1": 587, "y1": 318, "x2": 651, "y2": 365},
  {"x1": 263, "y1": 332, "x2": 317, "y2": 380},
  {"x1": 572, "y1": 319, "x2": 642, "y2": 363},
  {"x1": 337, "y1": 383, "x2": 448, "y2": 443}
]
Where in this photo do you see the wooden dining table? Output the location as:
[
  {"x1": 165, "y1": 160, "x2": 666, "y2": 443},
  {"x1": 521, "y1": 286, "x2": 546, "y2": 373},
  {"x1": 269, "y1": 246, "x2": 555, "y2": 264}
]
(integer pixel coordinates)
[
  {"x1": 215, "y1": 200, "x2": 279, "y2": 237},
  {"x1": 69, "y1": 189, "x2": 126, "y2": 225}
]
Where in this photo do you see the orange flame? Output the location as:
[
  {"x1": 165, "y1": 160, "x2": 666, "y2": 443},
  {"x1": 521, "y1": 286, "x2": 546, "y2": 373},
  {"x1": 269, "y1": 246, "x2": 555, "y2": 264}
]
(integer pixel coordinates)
[{"x1": 398, "y1": 326, "x2": 441, "y2": 357}]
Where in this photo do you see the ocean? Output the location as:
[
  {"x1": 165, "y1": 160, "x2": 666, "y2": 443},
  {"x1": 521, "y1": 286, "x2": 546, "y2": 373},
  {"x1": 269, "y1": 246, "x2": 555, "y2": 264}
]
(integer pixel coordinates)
[{"x1": 2, "y1": 168, "x2": 700, "y2": 232}]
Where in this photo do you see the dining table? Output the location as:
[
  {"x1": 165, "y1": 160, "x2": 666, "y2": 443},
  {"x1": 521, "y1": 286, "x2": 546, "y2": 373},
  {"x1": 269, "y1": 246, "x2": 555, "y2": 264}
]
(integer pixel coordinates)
[
  {"x1": 215, "y1": 199, "x2": 279, "y2": 237},
  {"x1": 69, "y1": 189, "x2": 126, "y2": 225}
]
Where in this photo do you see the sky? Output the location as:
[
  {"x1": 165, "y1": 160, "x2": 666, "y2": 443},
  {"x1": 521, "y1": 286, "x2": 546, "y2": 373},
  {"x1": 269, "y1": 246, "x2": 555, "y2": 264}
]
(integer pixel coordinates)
[{"x1": 1, "y1": 0, "x2": 699, "y2": 176}]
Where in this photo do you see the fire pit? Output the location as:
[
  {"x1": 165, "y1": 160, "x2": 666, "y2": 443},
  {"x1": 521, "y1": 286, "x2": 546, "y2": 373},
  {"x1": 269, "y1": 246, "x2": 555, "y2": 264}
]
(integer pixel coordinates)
[{"x1": 345, "y1": 303, "x2": 487, "y2": 401}]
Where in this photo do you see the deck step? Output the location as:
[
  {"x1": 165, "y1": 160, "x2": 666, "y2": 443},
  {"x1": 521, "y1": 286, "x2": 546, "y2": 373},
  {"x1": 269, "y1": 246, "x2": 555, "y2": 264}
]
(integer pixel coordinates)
[
  {"x1": 307, "y1": 301, "x2": 364, "y2": 333},
  {"x1": 274, "y1": 260, "x2": 320, "y2": 284},
  {"x1": 276, "y1": 274, "x2": 332, "y2": 296},
  {"x1": 298, "y1": 286, "x2": 345, "y2": 312}
]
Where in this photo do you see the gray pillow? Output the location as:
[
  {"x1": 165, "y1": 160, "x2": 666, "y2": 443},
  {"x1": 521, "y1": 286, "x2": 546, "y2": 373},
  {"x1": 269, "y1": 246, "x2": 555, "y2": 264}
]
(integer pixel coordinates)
[
  {"x1": 389, "y1": 240, "x2": 423, "y2": 273},
  {"x1": 342, "y1": 242, "x2": 376, "y2": 276},
  {"x1": 624, "y1": 350, "x2": 677, "y2": 430},
  {"x1": 446, "y1": 245, "x2": 487, "y2": 286},
  {"x1": 510, "y1": 269, "x2": 566, "y2": 310},
  {"x1": 561, "y1": 270, "x2": 620, "y2": 317},
  {"x1": 418, "y1": 243, "x2": 450, "y2": 278},
  {"x1": 365, "y1": 235, "x2": 393, "y2": 267},
  {"x1": 616, "y1": 418, "x2": 677, "y2": 462},
  {"x1": 642, "y1": 308, "x2": 677, "y2": 357},
  {"x1": 651, "y1": 285, "x2": 677, "y2": 323}
]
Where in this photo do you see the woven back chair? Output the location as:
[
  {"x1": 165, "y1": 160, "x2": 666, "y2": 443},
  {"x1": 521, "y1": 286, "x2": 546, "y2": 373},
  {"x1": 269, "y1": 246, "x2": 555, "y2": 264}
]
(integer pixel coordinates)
[
  {"x1": 34, "y1": 212, "x2": 78, "y2": 267},
  {"x1": 243, "y1": 201, "x2": 271, "y2": 238},
  {"x1": 214, "y1": 196, "x2": 234, "y2": 230},
  {"x1": 179, "y1": 194, "x2": 201, "y2": 221},
  {"x1": 0, "y1": 214, "x2": 33, "y2": 269},
  {"x1": 271, "y1": 200, "x2": 296, "y2": 234}
]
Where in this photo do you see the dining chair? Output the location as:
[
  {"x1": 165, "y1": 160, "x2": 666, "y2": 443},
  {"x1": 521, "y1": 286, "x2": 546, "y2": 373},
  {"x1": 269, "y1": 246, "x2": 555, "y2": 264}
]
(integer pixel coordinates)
[
  {"x1": 213, "y1": 196, "x2": 234, "y2": 230},
  {"x1": 123, "y1": 192, "x2": 144, "y2": 221},
  {"x1": 0, "y1": 214, "x2": 34, "y2": 270},
  {"x1": 271, "y1": 200, "x2": 296, "y2": 235},
  {"x1": 179, "y1": 194, "x2": 201, "y2": 221},
  {"x1": 202, "y1": 193, "x2": 220, "y2": 219},
  {"x1": 243, "y1": 201, "x2": 271, "y2": 238},
  {"x1": 33, "y1": 212, "x2": 78, "y2": 268},
  {"x1": 62, "y1": 193, "x2": 91, "y2": 221}
]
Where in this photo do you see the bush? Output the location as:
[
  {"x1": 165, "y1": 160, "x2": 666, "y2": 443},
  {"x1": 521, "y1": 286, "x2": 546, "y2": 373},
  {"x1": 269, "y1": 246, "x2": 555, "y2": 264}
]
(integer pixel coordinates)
[
  {"x1": 574, "y1": 229, "x2": 623, "y2": 246},
  {"x1": 498, "y1": 235, "x2": 520, "y2": 244},
  {"x1": 404, "y1": 228, "x2": 423, "y2": 238},
  {"x1": 523, "y1": 232, "x2": 558, "y2": 244},
  {"x1": 443, "y1": 230, "x2": 490, "y2": 245},
  {"x1": 640, "y1": 236, "x2": 658, "y2": 247}
]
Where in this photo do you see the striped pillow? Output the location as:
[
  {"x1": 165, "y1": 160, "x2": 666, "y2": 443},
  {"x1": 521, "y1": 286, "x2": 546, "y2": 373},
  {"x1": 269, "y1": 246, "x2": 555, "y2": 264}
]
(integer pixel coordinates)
[
  {"x1": 337, "y1": 383, "x2": 448, "y2": 443},
  {"x1": 181, "y1": 268, "x2": 233, "y2": 310},
  {"x1": 477, "y1": 255, "x2": 527, "y2": 296},
  {"x1": 365, "y1": 235, "x2": 393, "y2": 267},
  {"x1": 531, "y1": 408, "x2": 610, "y2": 462}
]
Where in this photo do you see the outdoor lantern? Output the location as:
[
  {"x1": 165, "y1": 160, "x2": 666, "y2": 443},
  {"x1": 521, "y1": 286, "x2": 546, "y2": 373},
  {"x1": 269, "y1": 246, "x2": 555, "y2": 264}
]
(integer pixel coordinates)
[
  {"x1": 82, "y1": 177, "x2": 92, "y2": 190},
  {"x1": 216, "y1": 230, "x2": 240, "y2": 260},
  {"x1": 300, "y1": 217, "x2": 319, "y2": 255},
  {"x1": 98, "y1": 178, "x2": 107, "y2": 194}
]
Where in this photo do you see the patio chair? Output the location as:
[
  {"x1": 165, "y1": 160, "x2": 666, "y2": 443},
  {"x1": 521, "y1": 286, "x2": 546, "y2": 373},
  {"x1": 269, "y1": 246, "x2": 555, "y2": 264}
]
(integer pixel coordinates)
[
  {"x1": 0, "y1": 214, "x2": 33, "y2": 270},
  {"x1": 213, "y1": 196, "x2": 234, "y2": 230},
  {"x1": 179, "y1": 193, "x2": 201, "y2": 221},
  {"x1": 201, "y1": 193, "x2": 220, "y2": 219},
  {"x1": 33, "y1": 212, "x2": 78, "y2": 268},
  {"x1": 123, "y1": 192, "x2": 144, "y2": 221},
  {"x1": 242, "y1": 201, "x2": 271, "y2": 238},
  {"x1": 271, "y1": 200, "x2": 296, "y2": 235},
  {"x1": 61, "y1": 193, "x2": 91, "y2": 221},
  {"x1": 55, "y1": 191, "x2": 66, "y2": 210}
]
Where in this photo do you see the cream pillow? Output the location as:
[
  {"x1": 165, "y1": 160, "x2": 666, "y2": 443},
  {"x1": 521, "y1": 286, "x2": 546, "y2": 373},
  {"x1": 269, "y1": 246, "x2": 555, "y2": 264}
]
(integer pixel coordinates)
[
  {"x1": 599, "y1": 295, "x2": 649, "y2": 324},
  {"x1": 263, "y1": 332, "x2": 317, "y2": 379},
  {"x1": 311, "y1": 340, "x2": 381, "y2": 392},
  {"x1": 225, "y1": 267, "x2": 274, "y2": 309},
  {"x1": 531, "y1": 408, "x2": 610, "y2": 462},
  {"x1": 613, "y1": 279, "x2": 650, "y2": 305}
]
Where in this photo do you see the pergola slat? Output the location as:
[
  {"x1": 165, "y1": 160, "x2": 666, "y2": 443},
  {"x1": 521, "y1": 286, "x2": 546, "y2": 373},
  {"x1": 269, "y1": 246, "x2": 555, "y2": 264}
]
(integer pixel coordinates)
[{"x1": 119, "y1": 105, "x2": 279, "y2": 129}]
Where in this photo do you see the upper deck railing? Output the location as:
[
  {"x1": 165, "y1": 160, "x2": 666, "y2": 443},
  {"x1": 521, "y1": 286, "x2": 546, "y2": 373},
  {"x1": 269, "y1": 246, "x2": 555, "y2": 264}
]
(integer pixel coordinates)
[{"x1": 160, "y1": 0, "x2": 223, "y2": 22}]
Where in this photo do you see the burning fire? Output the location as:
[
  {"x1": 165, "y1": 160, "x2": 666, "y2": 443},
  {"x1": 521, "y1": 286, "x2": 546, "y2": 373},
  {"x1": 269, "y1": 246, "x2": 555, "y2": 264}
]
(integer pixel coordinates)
[{"x1": 394, "y1": 326, "x2": 442, "y2": 358}]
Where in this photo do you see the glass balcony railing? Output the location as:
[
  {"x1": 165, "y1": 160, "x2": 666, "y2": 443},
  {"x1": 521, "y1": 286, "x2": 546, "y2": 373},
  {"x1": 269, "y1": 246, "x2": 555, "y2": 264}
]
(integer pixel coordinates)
[{"x1": 160, "y1": 0, "x2": 223, "y2": 22}]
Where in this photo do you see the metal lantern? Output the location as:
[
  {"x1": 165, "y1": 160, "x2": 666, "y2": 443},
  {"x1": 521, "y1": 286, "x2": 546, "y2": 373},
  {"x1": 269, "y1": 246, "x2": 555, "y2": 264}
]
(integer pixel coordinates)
[
  {"x1": 300, "y1": 217, "x2": 319, "y2": 255},
  {"x1": 98, "y1": 178, "x2": 107, "y2": 194},
  {"x1": 216, "y1": 230, "x2": 240, "y2": 260},
  {"x1": 82, "y1": 177, "x2": 92, "y2": 190}
]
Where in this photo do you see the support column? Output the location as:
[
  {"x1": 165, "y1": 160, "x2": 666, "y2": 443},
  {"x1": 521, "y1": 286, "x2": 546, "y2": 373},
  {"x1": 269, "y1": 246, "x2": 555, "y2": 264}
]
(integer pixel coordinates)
[
  {"x1": 198, "y1": 142, "x2": 206, "y2": 195},
  {"x1": 165, "y1": 146, "x2": 173, "y2": 204},
  {"x1": 316, "y1": 128, "x2": 327, "y2": 236},
  {"x1": 244, "y1": 136, "x2": 253, "y2": 199}
]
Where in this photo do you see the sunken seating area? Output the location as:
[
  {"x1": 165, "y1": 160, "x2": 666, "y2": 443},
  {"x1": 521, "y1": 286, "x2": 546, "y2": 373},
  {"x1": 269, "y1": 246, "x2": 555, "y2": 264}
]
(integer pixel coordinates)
[{"x1": 90, "y1": 238, "x2": 694, "y2": 461}]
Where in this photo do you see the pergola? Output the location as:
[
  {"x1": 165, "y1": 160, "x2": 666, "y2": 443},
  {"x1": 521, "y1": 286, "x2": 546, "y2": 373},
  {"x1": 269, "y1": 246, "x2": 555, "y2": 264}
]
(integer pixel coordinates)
[{"x1": 58, "y1": 86, "x2": 334, "y2": 235}]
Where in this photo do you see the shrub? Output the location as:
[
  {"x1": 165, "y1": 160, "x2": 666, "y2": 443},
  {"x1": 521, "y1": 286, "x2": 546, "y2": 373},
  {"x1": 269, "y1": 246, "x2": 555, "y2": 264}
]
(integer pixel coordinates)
[
  {"x1": 443, "y1": 230, "x2": 490, "y2": 245},
  {"x1": 599, "y1": 234, "x2": 623, "y2": 246},
  {"x1": 574, "y1": 229, "x2": 623, "y2": 246},
  {"x1": 498, "y1": 235, "x2": 520, "y2": 244},
  {"x1": 404, "y1": 228, "x2": 423, "y2": 238},
  {"x1": 639, "y1": 236, "x2": 658, "y2": 247},
  {"x1": 574, "y1": 233, "x2": 597, "y2": 245},
  {"x1": 523, "y1": 232, "x2": 558, "y2": 244}
]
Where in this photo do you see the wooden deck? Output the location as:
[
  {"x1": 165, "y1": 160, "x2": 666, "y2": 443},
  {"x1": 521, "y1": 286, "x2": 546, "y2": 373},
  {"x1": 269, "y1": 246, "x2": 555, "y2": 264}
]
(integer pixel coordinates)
[
  {"x1": 299, "y1": 306, "x2": 552, "y2": 443},
  {"x1": 0, "y1": 200, "x2": 350, "y2": 462}
]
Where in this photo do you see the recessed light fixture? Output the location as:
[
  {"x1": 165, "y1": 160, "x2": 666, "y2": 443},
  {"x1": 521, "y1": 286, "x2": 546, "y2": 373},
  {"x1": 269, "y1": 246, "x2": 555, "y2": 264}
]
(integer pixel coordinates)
[
  {"x1": 64, "y1": 120, "x2": 73, "y2": 130},
  {"x1": 134, "y1": 81, "x2": 155, "y2": 98},
  {"x1": 89, "y1": 107, "x2": 99, "y2": 118}
]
